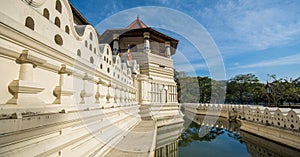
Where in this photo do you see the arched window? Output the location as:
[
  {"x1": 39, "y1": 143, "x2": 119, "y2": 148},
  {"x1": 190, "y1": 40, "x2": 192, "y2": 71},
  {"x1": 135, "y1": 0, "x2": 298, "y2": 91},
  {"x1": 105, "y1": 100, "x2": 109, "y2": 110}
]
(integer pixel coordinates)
[
  {"x1": 94, "y1": 48, "x2": 96, "y2": 54},
  {"x1": 25, "y1": 17, "x2": 34, "y2": 30},
  {"x1": 77, "y1": 49, "x2": 81, "y2": 57},
  {"x1": 54, "y1": 34, "x2": 63, "y2": 45},
  {"x1": 55, "y1": 17, "x2": 60, "y2": 27},
  {"x1": 100, "y1": 64, "x2": 103, "y2": 69},
  {"x1": 90, "y1": 57, "x2": 94, "y2": 64},
  {"x1": 65, "y1": 25, "x2": 69, "y2": 34},
  {"x1": 89, "y1": 32, "x2": 93, "y2": 41},
  {"x1": 85, "y1": 40, "x2": 88, "y2": 47},
  {"x1": 55, "y1": 0, "x2": 62, "y2": 13},
  {"x1": 43, "y1": 8, "x2": 50, "y2": 19},
  {"x1": 104, "y1": 56, "x2": 106, "y2": 61},
  {"x1": 107, "y1": 68, "x2": 110, "y2": 73},
  {"x1": 89, "y1": 44, "x2": 92, "y2": 51},
  {"x1": 107, "y1": 48, "x2": 109, "y2": 55}
]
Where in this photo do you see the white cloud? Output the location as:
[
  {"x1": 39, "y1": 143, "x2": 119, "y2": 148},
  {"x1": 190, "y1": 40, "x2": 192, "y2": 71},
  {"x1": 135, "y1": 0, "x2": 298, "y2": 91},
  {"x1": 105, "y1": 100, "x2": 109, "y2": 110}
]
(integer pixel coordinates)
[
  {"x1": 198, "y1": 0, "x2": 300, "y2": 55},
  {"x1": 238, "y1": 53, "x2": 300, "y2": 69}
]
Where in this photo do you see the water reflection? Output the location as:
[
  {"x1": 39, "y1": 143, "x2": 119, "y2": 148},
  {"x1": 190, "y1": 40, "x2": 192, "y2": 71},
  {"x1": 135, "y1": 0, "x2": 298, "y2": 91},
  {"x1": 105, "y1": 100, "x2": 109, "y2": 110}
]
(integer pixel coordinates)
[
  {"x1": 155, "y1": 122, "x2": 184, "y2": 157},
  {"x1": 155, "y1": 111, "x2": 300, "y2": 157},
  {"x1": 178, "y1": 112, "x2": 248, "y2": 157},
  {"x1": 241, "y1": 131, "x2": 300, "y2": 157}
]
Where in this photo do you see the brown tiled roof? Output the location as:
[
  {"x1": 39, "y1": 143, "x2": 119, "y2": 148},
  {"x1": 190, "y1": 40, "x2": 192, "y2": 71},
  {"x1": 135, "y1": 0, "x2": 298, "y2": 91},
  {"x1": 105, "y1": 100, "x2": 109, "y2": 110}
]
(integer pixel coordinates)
[{"x1": 126, "y1": 16, "x2": 148, "y2": 29}]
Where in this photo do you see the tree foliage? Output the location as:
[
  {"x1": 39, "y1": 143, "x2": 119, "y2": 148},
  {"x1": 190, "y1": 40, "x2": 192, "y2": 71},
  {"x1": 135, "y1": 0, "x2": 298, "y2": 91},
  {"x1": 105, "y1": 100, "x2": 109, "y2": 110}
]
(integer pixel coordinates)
[
  {"x1": 267, "y1": 75, "x2": 300, "y2": 106},
  {"x1": 174, "y1": 70, "x2": 300, "y2": 106}
]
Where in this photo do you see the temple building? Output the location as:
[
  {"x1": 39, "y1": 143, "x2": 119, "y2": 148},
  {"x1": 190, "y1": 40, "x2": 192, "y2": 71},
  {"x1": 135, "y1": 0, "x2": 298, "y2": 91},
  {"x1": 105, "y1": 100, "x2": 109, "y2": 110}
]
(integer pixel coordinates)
[
  {"x1": 100, "y1": 17, "x2": 182, "y2": 124},
  {"x1": 0, "y1": 0, "x2": 183, "y2": 156}
]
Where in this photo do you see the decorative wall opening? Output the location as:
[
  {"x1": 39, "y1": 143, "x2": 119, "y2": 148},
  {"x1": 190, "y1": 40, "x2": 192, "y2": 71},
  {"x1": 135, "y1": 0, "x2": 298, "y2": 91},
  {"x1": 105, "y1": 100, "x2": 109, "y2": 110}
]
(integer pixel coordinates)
[
  {"x1": 54, "y1": 34, "x2": 63, "y2": 45},
  {"x1": 25, "y1": 16, "x2": 34, "y2": 30},
  {"x1": 55, "y1": 17, "x2": 60, "y2": 27},
  {"x1": 90, "y1": 32, "x2": 93, "y2": 41},
  {"x1": 89, "y1": 44, "x2": 92, "y2": 51},
  {"x1": 55, "y1": 0, "x2": 62, "y2": 13},
  {"x1": 65, "y1": 25, "x2": 69, "y2": 34},
  {"x1": 77, "y1": 49, "x2": 81, "y2": 57},
  {"x1": 43, "y1": 8, "x2": 50, "y2": 19},
  {"x1": 90, "y1": 57, "x2": 94, "y2": 64}
]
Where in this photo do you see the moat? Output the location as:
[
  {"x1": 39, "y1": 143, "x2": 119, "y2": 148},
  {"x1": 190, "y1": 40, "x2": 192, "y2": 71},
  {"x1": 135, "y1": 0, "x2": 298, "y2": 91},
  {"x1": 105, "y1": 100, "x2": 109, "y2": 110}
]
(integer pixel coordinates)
[{"x1": 155, "y1": 112, "x2": 300, "y2": 157}]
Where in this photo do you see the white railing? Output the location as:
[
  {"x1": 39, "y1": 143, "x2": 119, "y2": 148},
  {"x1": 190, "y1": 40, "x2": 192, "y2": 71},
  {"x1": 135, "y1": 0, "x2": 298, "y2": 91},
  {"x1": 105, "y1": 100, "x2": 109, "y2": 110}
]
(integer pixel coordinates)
[{"x1": 182, "y1": 103, "x2": 300, "y2": 131}]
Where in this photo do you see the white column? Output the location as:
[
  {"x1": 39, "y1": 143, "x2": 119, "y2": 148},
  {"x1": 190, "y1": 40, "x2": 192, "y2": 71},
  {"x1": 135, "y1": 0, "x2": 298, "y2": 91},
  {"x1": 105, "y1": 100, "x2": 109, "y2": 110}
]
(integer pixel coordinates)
[
  {"x1": 7, "y1": 50, "x2": 46, "y2": 105},
  {"x1": 143, "y1": 32, "x2": 150, "y2": 53},
  {"x1": 165, "y1": 41, "x2": 171, "y2": 57},
  {"x1": 80, "y1": 74, "x2": 93, "y2": 104},
  {"x1": 19, "y1": 63, "x2": 33, "y2": 81},
  {"x1": 53, "y1": 64, "x2": 74, "y2": 104},
  {"x1": 113, "y1": 34, "x2": 119, "y2": 55},
  {"x1": 95, "y1": 79, "x2": 101, "y2": 104},
  {"x1": 106, "y1": 84, "x2": 111, "y2": 103}
]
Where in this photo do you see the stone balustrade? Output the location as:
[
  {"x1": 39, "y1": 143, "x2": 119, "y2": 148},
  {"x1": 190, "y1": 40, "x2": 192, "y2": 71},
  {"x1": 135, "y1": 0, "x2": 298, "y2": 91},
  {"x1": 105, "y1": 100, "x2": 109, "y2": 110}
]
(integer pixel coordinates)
[{"x1": 182, "y1": 103, "x2": 300, "y2": 131}]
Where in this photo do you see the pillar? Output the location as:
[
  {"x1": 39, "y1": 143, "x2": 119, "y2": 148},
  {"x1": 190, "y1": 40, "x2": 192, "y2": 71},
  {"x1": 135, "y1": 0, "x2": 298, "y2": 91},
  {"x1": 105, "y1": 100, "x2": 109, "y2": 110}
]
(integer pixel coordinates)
[
  {"x1": 7, "y1": 50, "x2": 46, "y2": 105},
  {"x1": 53, "y1": 64, "x2": 75, "y2": 104},
  {"x1": 113, "y1": 34, "x2": 119, "y2": 55},
  {"x1": 165, "y1": 41, "x2": 171, "y2": 57},
  {"x1": 95, "y1": 78, "x2": 102, "y2": 104},
  {"x1": 137, "y1": 74, "x2": 150, "y2": 104},
  {"x1": 80, "y1": 73, "x2": 93, "y2": 104},
  {"x1": 106, "y1": 83, "x2": 111, "y2": 103},
  {"x1": 143, "y1": 32, "x2": 150, "y2": 53}
]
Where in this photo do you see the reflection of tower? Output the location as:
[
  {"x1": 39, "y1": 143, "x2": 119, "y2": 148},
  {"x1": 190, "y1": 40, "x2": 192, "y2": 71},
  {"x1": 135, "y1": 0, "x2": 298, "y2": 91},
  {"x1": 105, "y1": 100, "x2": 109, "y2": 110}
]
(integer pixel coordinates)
[{"x1": 155, "y1": 122, "x2": 184, "y2": 157}]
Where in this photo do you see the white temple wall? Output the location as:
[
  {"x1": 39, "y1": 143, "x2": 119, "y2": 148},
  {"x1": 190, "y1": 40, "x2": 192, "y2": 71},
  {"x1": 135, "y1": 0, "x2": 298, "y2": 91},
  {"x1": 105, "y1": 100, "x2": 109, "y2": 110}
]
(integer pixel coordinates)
[{"x1": 0, "y1": 57, "x2": 19, "y2": 104}]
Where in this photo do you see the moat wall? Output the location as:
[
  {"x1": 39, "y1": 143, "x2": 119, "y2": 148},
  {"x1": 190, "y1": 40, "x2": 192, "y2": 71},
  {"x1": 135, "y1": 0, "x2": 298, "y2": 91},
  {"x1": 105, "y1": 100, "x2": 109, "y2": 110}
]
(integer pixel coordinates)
[{"x1": 182, "y1": 103, "x2": 300, "y2": 150}]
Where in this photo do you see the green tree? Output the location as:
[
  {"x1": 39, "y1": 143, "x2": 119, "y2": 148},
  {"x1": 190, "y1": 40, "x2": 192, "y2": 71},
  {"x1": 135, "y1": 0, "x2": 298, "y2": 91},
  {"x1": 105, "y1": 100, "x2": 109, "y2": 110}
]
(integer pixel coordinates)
[
  {"x1": 197, "y1": 76, "x2": 212, "y2": 103},
  {"x1": 226, "y1": 73, "x2": 259, "y2": 104},
  {"x1": 268, "y1": 75, "x2": 300, "y2": 106}
]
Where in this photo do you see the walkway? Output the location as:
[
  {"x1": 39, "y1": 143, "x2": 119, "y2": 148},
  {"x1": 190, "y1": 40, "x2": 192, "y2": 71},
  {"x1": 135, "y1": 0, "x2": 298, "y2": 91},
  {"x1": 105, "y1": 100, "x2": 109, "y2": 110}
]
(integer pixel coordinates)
[{"x1": 105, "y1": 120, "x2": 157, "y2": 157}]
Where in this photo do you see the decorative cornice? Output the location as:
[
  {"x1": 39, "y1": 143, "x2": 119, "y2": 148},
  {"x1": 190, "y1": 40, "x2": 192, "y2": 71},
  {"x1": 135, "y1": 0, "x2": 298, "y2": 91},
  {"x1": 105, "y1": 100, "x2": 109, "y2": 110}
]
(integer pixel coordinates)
[{"x1": 16, "y1": 50, "x2": 46, "y2": 67}]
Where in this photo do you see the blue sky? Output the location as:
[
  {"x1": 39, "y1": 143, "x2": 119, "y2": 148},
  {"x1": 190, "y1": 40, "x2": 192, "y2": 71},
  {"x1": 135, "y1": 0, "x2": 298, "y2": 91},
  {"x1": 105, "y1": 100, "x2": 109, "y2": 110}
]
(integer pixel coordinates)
[{"x1": 70, "y1": 0, "x2": 300, "y2": 81}]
